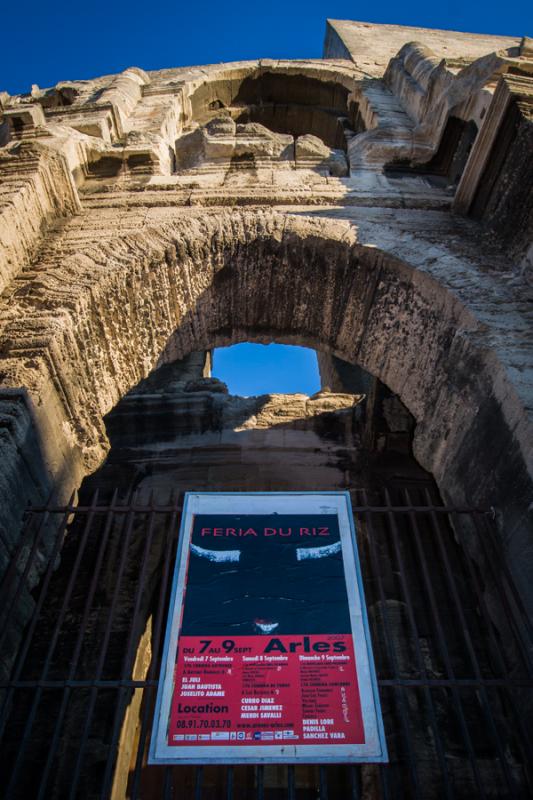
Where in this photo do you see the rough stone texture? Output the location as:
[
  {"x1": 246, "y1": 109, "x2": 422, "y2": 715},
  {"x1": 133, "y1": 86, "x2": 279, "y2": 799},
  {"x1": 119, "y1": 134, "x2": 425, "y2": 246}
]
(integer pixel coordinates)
[
  {"x1": 85, "y1": 386, "x2": 368, "y2": 505},
  {"x1": 0, "y1": 202, "x2": 531, "y2": 611},
  {"x1": 324, "y1": 20, "x2": 521, "y2": 76},
  {"x1": 0, "y1": 142, "x2": 80, "y2": 294},
  {"x1": 455, "y1": 75, "x2": 533, "y2": 269},
  {"x1": 0, "y1": 15, "x2": 532, "y2": 752},
  {"x1": 4, "y1": 363, "x2": 529, "y2": 799}
]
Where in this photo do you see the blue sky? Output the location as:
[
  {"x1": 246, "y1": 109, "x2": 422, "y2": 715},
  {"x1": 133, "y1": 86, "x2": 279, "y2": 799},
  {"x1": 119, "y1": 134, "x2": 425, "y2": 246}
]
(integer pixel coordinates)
[
  {"x1": 2, "y1": 1, "x2": 530, "y2": 394},
  {"x1": 1, "y1": 1, "x2": 530, "y2": 96},
  {"x1": 213, "y1": 344, "x2": 320, "y2": 395}
]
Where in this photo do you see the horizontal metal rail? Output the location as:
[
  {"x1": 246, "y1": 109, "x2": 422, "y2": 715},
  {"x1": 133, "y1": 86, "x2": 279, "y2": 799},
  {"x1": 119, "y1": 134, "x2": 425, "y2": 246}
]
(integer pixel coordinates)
[
  {"x1": 23, "y1": 503, "x2": 494, "y2": 515},
  {"x1": 1, "y1": 486, "x2": 531, "y2": 800}
]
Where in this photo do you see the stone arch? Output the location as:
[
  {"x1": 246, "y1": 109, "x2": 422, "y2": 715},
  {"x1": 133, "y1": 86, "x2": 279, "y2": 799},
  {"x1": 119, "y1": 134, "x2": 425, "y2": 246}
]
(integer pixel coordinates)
[
  {"x1": 180, "y1": 59, "x2": 359, "y2": 151},
  {"x1": 0, "y1": 208, "x2": 531, "y2": 603}
]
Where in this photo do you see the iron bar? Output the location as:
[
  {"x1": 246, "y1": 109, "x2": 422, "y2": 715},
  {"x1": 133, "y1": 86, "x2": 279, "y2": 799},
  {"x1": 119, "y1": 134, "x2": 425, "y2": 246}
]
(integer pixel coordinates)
[
  {"x1": 319, "y1": 765, "x2": 329, "y2": 800},
  {"x1": 358, "y1": 489, "x2": 421, "y2": 798},
  {"x1": 382, "y1": 489, "x2": 454, "y2": 799},
  {"x1": 349, "y1": 765, "x2": 361, "y2": 800},
  {"x1": 163, "y1": 765, "x2": 173, "y2": 799},
  {"x1": 1, "y1": 488, "x2": 532, "y2": 800},
  {"x1": 194, "y1": 765, "x2": 204, "y2": 800},
  {"x1": 25, "y1": 501, "x2": 492, "y2": 514},
  {"x1": 378, "y1": 764, "x2": 390, "y2": 800},
  {"x1": 36, "y1": 489, "x2": 120, "y2": 800},
  {"x1": 226, "y1": 765, "x2": 234, "y2": 800},
  {"x1": 287, "y1": 765, "x2": 295, "y2": 800},
  {"x1": 5, "y1": 491, "x2": 98, "y2": 800},
  {"x1": 255, "y1": 765, "x2": 264, "y2": 800},
  {"x1": 130, "y1": 490, "x2": 181, "y2": 799},
  {"x1": 99, "y1": 490, "x2": 159, "y2": 799},
  {"x1": 68, "y1": 490, "x2": 137, "y2": 800},
  {"x1": 194, "y1": 766, "x2": 204, "y2": 800}
]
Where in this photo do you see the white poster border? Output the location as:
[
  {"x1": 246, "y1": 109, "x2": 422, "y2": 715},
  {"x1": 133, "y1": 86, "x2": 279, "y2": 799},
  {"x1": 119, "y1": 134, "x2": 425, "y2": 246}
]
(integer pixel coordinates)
[{"x1": 149, "y1": 491, "x2": 388, "y2": 764}]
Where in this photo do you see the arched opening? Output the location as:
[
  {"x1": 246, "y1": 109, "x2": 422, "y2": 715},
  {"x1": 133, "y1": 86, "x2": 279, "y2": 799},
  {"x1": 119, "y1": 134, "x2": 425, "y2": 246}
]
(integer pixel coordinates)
[
  {"x1": 0, "y1": 210, "x2": 531, "y2": 799},
  {"x1": 174, "y1": 64, "x2": 358, "y2": 176},
  {"x1": 0, "y1": 210, "x2": 529, "y2": 579},
  {"x1": 73, "y1": 339, "x2": 426, "y2": 504},
  {"x1": 3, "y1": 339, "x2": 530, "y2": 799},
  {"x1": 187, "y1": 68, "x2": 355, "y2": 151}
]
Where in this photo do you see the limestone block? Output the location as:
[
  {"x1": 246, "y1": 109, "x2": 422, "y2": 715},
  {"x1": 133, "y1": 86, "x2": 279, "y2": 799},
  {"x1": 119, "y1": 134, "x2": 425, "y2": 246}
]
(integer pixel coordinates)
[
  {"x1": 324, "y1": 19, "x2": 521, "y2": 76},
  {"x1": 3, "y1": 103, "x2": 46, "y2": 135},
  {"x1": 295, "y1": 134, "x2": 349, "y2": 175},
  {"x1": 175, "y1": 117, "x2": 294, "y2": 172}
]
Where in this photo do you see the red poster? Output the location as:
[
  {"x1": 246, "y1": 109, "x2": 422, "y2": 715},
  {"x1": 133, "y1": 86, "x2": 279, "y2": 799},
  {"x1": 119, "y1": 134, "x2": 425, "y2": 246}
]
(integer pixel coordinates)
[
  {"x1": 150, "y1": 494, "x2": 387, "y2": 763},
  {"x1": 168, "y1": 634, "x2": 364, "y2": 746}
]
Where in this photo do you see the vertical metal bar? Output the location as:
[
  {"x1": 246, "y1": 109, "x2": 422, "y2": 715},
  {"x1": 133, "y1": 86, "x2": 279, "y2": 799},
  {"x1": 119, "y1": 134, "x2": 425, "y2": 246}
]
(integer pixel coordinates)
[
  {"x1": 404, "y1": 490, "x2": 518, "y2": 797},
  {"x1": 36, "y1": 490, "x2": 120, "y2": 800},
  {"x1": 287, "y1": 765, "x2": 295, "y2": 800},
  {"x1": 163, "y1": 765, "x2": 173, "y2": 799},
  {"x1": 130, "y1": 493, "x2": 181, "y2": 797},
  {"x1": 361, "y1": 489, "x2": 420, "y2": 797},
  {"x1": 69, "y1": 491, "x2": 136, "y2": 800},
  {"x1": 226, "y1": 765, "x2": 234, "y2": 800},
  {"x1": 194, "y1": 765, "x2": 204, "y2": 800},
  {"x1": 255, "y1": 765, "x2": 264, "y2": 800},
  {"x1": 5, "y1": 491, "x2": 99, "y2": 800},
  {"x1": 0, "y1": 509, "x2": 51, "y2": 653},
  {"x1": 0, "y1": 500, "x2": 73, "y2": 731},
  {"x1": 349, "y1": 765, "x2": 361, "y2": 800},
  {"x1": 378, "y1": 764, "x2": 390, "y2": 800},
  {"x1": 423, "y1": 490, "x2": 533, "y2": 764},
  {"x1": 319, "y1": 765, "x2": 328, "y2": 800},
  {"x1": 100, "y1": 491, "x2": 160, "y2": 799}
]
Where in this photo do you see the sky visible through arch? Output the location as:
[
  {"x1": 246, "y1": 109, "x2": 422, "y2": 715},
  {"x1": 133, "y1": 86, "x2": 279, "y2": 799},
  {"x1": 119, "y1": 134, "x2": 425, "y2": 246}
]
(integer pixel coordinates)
[
  {"x1": 212, "y1": 344, "x2": 321, "y2": 396},
  {"x1": 2, "y1": 1, "x2": 529, "y2": 393}
]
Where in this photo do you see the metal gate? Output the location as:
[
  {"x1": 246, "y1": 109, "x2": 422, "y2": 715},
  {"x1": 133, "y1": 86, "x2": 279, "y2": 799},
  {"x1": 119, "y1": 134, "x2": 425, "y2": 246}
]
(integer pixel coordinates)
[{"x1": 1, "y1": 487, "x2": 532, "y2": 799}]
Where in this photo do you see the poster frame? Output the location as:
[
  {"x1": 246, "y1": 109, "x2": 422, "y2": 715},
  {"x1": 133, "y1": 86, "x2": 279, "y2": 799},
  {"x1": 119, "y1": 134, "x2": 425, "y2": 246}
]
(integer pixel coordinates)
[{"x1": 149, "y1": 491, "x2": 388, "y2": 765}]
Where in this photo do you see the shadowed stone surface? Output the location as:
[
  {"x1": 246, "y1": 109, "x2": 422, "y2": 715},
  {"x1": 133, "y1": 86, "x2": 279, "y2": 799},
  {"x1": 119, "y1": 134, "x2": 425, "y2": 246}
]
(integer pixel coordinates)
[{"x1": 0, "y1": 19, "x2": 532, "y2": 797}]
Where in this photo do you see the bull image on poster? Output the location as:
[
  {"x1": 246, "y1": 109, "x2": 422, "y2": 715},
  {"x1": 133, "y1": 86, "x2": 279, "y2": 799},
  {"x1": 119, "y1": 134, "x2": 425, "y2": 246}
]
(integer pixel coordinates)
[
  {"x1": 150, "y1": 493, "x2": 387, "y2": 764},
  {"x1": 183, "y1": 514, "x2": 350, "y2": 636}
]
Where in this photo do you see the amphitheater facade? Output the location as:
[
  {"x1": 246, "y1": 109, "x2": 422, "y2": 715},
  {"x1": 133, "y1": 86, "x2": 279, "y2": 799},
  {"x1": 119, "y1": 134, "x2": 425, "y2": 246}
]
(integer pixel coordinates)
[{"x1": 0, "y1": 18, "x2": 532, "y2": 800}]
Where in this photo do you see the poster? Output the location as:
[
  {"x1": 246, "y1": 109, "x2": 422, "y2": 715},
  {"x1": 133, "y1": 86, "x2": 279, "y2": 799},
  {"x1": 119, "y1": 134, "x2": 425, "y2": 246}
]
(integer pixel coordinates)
[{"x1": 149, "y1": 493, "x2": 387, "y2": 764}]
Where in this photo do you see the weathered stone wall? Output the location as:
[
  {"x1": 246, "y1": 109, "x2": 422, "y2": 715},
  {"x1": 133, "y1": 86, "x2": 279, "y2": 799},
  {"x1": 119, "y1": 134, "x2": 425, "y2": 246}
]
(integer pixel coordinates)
[
  {"x1": 0, "y1": 203, "x2": 532, "y2": 606},
  {"x1": 0, "y1": 19, "x2": 532, "y2": 649},
  {"x1": 86, "y1": 377, "x2": 369, "y2": 500},
  {"x1": 324, "y1": 20, "x2": 521, "y2": 75},
  {"x1": 4, "y1": 365, "x2": 526, "y2": 800}
]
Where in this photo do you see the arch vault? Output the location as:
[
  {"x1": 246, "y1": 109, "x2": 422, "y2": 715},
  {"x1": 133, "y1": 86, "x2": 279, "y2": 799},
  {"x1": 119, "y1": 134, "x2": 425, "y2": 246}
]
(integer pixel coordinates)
[{"x1": 0, "y1": 208, "x2": 531, "y2": 611}]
